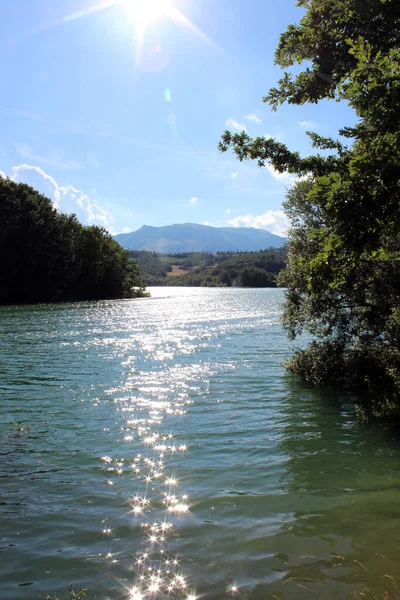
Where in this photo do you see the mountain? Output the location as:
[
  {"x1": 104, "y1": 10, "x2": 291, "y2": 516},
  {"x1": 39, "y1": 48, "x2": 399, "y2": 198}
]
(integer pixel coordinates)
[{"x1": 114, "y1": 223, "x2": 286, "y2": 253}]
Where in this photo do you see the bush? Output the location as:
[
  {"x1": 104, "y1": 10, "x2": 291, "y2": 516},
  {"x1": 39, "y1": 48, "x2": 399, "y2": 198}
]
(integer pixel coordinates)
[{"x1": 286, "y1": 339, "x2": 400, "y2": 420}]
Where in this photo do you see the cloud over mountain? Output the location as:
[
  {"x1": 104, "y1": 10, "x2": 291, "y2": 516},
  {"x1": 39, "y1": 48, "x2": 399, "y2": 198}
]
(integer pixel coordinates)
[{"x1": 227, "y1": 210, "x2": 289, "y2": 236}]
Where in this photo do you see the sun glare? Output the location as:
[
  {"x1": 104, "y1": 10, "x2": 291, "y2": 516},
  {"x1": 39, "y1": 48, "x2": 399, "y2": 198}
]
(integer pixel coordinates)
[
  {"x1": 61, "y1": 0, "x2": 221, "y2": 60},
  {"x1": 124, "y1": 0, "x2": 173, "y2": 23}
]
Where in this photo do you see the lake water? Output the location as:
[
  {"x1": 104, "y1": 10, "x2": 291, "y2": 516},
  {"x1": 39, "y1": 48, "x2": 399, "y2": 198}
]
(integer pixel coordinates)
[{"x1": 2, "y1": 287, "x2": 400, "y2": 600}]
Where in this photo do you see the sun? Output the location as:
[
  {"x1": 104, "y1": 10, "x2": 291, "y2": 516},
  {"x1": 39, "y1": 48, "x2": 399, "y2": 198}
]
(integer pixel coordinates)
[
  {"x1": 123, "y1": 0, "x2": 173, "y2": 23},
  {"x1": 121, "y1": 0, "x2": 175, "y2": 68},
  {"x1": 60, "y1": 0, "x2": 220, "y2": 60}
]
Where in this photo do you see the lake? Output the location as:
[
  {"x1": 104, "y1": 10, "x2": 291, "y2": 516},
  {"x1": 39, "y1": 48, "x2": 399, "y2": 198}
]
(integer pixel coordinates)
[{"x1": 1, "y1": 287, "x2": 400, "y2": 600}]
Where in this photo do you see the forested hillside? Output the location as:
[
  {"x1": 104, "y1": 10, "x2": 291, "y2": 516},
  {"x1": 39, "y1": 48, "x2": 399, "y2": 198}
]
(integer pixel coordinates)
[
  {"x1": 0, "y1": 178, "x2": 145, "y2": 304},
  {"x1": 131, "y1": 247, "x2": 287, "y2": 287}
]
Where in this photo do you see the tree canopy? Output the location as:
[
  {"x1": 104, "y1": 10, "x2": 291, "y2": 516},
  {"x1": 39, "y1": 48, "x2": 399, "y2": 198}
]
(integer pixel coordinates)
[
  {"x1": 0, "y1": 178, "x2": 144, "y2": 304},
  {"x1": 220, "y1": 0, "x2": 400, "y2": 419}
]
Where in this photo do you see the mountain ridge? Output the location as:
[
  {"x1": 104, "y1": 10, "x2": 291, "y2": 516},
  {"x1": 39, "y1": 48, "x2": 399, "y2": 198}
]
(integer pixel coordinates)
[{"x1": 114, "y1": 223, "x2": 286, "y2": 253}]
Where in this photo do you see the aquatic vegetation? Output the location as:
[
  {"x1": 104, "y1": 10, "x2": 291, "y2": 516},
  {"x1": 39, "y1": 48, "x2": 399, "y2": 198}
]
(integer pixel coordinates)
[
  {"x1": 44, "y1": 584, "x2": 87, "y2": 600},
  {"x1": 13, "y1": 422, "x2": 31, "y2": 437},
  {"x1": 353, "y1": 580, "x2": 400, "y2": 600}
]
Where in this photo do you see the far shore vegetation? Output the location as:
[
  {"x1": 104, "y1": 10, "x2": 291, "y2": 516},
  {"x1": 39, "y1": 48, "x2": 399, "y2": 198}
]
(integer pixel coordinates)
[{"x1": 130, "y1": 247, "x2": 287, "y2": 288}]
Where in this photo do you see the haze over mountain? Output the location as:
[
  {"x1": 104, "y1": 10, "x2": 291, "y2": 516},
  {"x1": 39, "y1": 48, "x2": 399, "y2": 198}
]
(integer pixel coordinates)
[{"x1": 114, "y1": 223, "x2": 286, "y2": 253}]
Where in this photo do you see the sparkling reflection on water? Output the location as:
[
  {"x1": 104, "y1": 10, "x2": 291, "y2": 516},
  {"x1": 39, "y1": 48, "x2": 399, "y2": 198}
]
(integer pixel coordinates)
[{"x1": 1, "y1": 288, "x2": 400, "y2": 600}]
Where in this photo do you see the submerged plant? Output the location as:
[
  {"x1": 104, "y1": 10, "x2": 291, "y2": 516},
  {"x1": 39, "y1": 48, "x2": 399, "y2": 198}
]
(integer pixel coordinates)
[{"x1": 44, "y1": 584, "x2": 87, "y2": 600}]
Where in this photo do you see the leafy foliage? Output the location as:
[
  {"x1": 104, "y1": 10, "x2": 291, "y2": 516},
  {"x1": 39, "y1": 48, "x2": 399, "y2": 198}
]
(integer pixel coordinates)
[
  {"x1": 0, "y1": 178, "x2": 145, "y2": 303},
  {"x1": 220, "y1": 0, "x2": 400, "y2": 419}
]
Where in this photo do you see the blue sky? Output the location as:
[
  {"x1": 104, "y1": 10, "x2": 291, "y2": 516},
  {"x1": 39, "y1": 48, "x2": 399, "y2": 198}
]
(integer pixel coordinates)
[{"x1": 0, "y1": 0, "x2": 356, "y2": 236}]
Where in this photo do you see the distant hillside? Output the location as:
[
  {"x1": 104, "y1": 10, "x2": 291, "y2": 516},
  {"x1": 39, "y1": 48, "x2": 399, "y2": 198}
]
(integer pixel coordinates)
[
  {"x1": 114, "y1": 223, "x2": 285, "y2": 253},
  {"x1": 130, "y1": 248, "x2": 287, "y2": 287}
]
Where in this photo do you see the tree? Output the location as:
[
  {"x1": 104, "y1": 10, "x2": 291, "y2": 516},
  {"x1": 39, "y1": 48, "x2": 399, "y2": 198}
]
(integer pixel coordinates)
[
  {"x1": 220, "y1": 0, "x2": 400, "y2": 419},
  {"x1": 0, "y1": 178, "x2": 145, "y2": 303},
  {"x1": 236, "y1": 266, "x2": 271, "y2": 287},
  {"x1": 218, "y1": 269, "x2": 232, "y2": 286}
]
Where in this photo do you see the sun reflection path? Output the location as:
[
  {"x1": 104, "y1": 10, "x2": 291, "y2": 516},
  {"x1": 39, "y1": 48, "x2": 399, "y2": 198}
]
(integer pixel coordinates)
[
  {"x1": 100, "y1": 363, "x2": 201, "y2": 599},
  {"x1": 95, "y1": 314, "x2": 239, "y2": 599},
  {"x1": 125, "y1": 433, "x2": 192, "y2": 598}
]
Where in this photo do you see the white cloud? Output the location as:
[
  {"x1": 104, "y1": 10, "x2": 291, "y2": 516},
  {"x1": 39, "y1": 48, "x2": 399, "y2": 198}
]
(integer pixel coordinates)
[
  {"x1": 227, "y1": 210, "x2": 289, "y2": 236},
  {"x1": 293, "y1": 174, "x2": 310, "y2": 185},
  {"x1": 231, "y1": 172, "x2": 238, "y2": 179},
  {"x1": 265, "y1": 164, "x2": 309, "y2": 187},
  {"x1": 0, "y1": 170, "x2": 6, "y2": 179},
  {"x1": 245, "y1": 113, "x2": 262, "y2": 124},
  {"x1": 13, "y1": 142, "x2": 82, "y2": 170},
  {"x1": 226, "y1": 208, "x2": 232, "y2": 214},
  {"x1": 10, "y1": 164, "x2": 115, "y2": 232},
  {"x1": 297, "y1": 120, "x2": 316, "y2": 127},
  {"x1": 264, "y1": 132, "x2": 286, "y2": 142},
  {"x1": 225, "y1": 118, "x2": 247, "y2": 132},
  {"x1": 266, "y1": 164, "x2": 295, "y2": 183},
  {"x1": 59, "y1": 184, "x2": 114, "y2": 229},
  {"x1": 189, "y1": 197, "x2": 199, "y2": 205},
  {"x1": 122, "y1": 226, "x2": 131, "y2": 233},
  {"x1": 12, "y1": 164, "x2": 62, "y2": 206}
]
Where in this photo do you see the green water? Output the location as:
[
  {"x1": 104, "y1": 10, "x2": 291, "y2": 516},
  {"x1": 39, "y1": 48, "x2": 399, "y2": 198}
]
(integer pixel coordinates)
[{"x1": 1, "y1": 287, "x2": 400, "y2": 600}]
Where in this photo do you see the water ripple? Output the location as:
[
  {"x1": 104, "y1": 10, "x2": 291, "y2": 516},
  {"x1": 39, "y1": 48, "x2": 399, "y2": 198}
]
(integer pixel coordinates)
[{"x1": 2, "y1": 289, "x2": 400, "y2": 600}]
